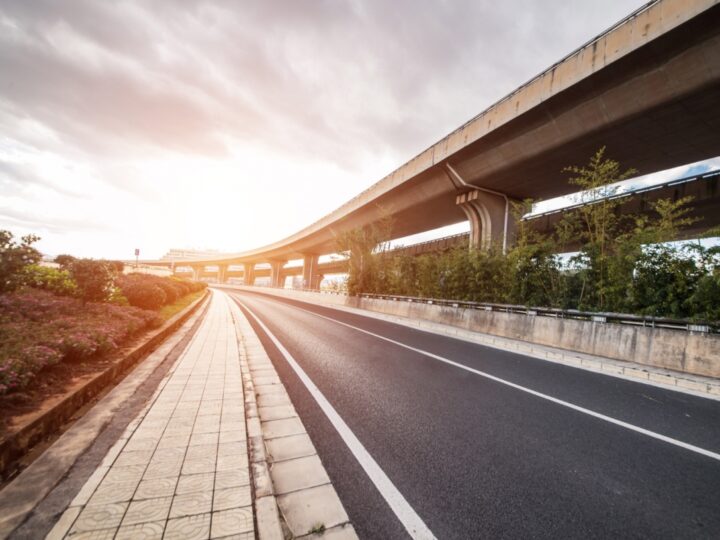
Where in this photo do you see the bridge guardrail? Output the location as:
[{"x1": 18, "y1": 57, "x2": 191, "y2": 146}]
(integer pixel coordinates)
[{"x1": 356, "y1": 292, "x2": 719, "y2": 335}]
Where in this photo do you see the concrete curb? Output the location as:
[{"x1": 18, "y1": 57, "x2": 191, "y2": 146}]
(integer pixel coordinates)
[
  {"x1": 0, "y1": 291, "x2": 211, "y2": 539},
  {"x1": 217, "y1": 285, "x2": 720, "y2": 401},
  {"x1": 226, "y1": 293, "x2": 358, "y2": 540},
  {"x1": 0, "y1": 289, "x2": 211, "y2": 482}
]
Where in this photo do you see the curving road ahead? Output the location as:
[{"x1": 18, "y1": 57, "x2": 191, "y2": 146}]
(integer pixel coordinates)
[{"x1": 223, "y1": 288, "x2": 720, "y2": 539}]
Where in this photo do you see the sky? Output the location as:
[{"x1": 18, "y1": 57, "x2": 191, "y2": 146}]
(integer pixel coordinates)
[{"x1": 1, "y1": 0, "x2": 701, "y2": 260}]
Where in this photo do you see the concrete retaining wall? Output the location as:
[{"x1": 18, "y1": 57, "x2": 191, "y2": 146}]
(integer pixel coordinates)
[{"x1": 222, "y1": 286, "x2": 720, "y2": 379}]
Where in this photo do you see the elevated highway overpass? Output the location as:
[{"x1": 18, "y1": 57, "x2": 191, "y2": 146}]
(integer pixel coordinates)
[{"x1": 139, "y1": 0, "x2": 720, "y2": 288}]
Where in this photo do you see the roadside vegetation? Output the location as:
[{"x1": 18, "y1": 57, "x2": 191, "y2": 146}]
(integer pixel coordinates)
[
  {"x1": 337, "y1": 148, "x2": 720, "y2": 321},
  {"x1": 0, "y1": 232, "x2": 206, "y2": 396}
]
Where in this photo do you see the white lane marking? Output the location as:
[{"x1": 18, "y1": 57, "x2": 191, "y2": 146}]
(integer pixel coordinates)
[
  {"x1": 238, "y1": 294, "x2": 720, "y2": 463},
  {"x1": 234, "y1": 298, "x2": 437, "y2": 540}
]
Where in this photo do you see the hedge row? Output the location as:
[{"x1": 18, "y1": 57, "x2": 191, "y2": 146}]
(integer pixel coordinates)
[{"x1": 117, "y1": 274, "x2": 206, "y2": 310}]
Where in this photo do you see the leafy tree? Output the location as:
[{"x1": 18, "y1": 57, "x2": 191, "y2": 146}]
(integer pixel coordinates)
[
  {"x1": 0, "y1": 230, "x2": 42, "y2": 293},
  {"x1": 628, "y1": 244, "x2": 703, "y2": 318},
  {"x1": 54, "y1": 254, "x2": 77, "y2": 268},
  {"x1": 556, "y1": 147, "x2": 637, "y2": 310},
  {"x1": 506, "y1": 200, "x2": 561, "y2": 307},
  {"x1": 335, "y1": 211, "x2": 394, "y2": 295}
]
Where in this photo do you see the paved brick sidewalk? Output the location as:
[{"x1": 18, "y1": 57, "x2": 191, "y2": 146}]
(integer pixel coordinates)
[{"x1": 47, "y1": 292, "x2": 254, "y2": 539}]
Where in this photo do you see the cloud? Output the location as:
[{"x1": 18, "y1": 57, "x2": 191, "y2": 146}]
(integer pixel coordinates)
[{"x1": 0, "y1": 0, "x2": 652, "y2": 257}]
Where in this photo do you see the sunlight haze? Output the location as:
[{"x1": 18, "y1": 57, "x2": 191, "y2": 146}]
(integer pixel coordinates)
[{"x1": 1, "y1": 0, "x2": 650, "y2": 258}]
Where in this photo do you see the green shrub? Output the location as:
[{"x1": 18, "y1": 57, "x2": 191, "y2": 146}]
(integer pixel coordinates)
[
  {"x1": 23, "y1": 265, "x2": 78, "y2": 296},
  {"x1": 69, "y1": 259, "x2": 118, "y2": 303},
  {"x1": 120, "y1": 282, "x2": 167, "y2": 310}
]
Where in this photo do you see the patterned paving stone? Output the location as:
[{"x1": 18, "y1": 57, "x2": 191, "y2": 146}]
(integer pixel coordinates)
[
  {"x1": 70, "y1": 502, "x2": 128, "y2": 533},
  {"x1": 218, "y1": 442, "x2": 246, "y2": 457},
  {"x1": 114, "y1": 450, "x2": 153, "y2": 467},
  {"x1": 214, "y1": 469, "x2": 249, "y2": 490},
  {"x1": 135, "y1": 477, "x2": 177, "y2": 500},
  {"x1": 87, "y1": 479, "x2": 138, "y2": 505},
  {"x1": 176, "y1": 473, "x2": 215, "y2": 495},
  {"x1": 123, "y1": 437, "x2": 158, "y2": 452},
  {"x1": 189, "y1": 432, "x2": 219, "y2": 446},
  {"x1": 213, "y1": 487, "x2": 252, "y2": 512},
  {"x1": 158, "y1": 435, "x2": 191, "y2": 449},
  {"x1": 143, "y1": 460, "x2": 183, "y2": 480},
  {"x1": 103, "y1": 465, "x2": 145, "y2": 484},
  {"x1": 66, "y1": 528, "x2": 117, "y2": 539},
  {"x1": 48, "y1": 294, "x2": 261, "y2": 540},
  {"x1": 186, "y1": 444, "x2": 217, "y2": 460},
  {"x1": 121, "y1": 497, "x2": 172, "y2": 526},
  {"x1": 114, "y1": 520, "x2": 164, "y2": 540},
  {"x1": 219, "y1": 421, "x2": 245, "y2": 432},
  {"x1": 164, "y1": 513, "x2": 211, "y2": 540},
  {"x1": 170, "y1": 491, "x2": 213, "y2": 518},
  {"x1": 219, "y1": 430, "x2": 246, "y2": 444},
  {"x1": 182, "y1": 456, "x2": 216, "y2": 475},
  {"x1": 210, "y1": 507, "x2": 254, "y2": 538}
]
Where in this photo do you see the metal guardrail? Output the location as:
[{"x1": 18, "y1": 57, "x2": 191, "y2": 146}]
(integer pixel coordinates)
[{"x1": 357, "y1": 293, "x2": 719, "y2": 334}]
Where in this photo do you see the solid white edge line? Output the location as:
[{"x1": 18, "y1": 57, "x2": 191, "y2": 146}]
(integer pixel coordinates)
[
  {"x1": 233, "y1": 297, "x2": 437, "y2": 540},
  {"x1": 240, "y1": 294, "x2": 720, "y2": 463}
]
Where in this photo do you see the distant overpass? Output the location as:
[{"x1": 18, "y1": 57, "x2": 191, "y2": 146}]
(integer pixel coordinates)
[{"x1": 138, "y1": 0, "x2": 720, "y2": 288}]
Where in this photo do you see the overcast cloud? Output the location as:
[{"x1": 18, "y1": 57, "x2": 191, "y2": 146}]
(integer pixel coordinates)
[{"x1": 0, "y1": 0, "x2": 652, "y2": 258}]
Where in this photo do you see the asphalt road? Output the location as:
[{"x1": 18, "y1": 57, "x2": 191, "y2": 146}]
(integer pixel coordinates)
[{"x1": 226, "y1": 289, "x2": 720, "y2": 540}]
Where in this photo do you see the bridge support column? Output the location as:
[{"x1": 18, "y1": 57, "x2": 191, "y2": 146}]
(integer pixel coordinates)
[
  {"x1": 270, "y1": 260, "x2": 286, "y2": 288},
  {"x1": 456, "y1": 190, "x2": 517, "y2": 252},
  {"x1": 217, "y1": 264, "x2": 228, "y2": 284},
  {"x1": 191, "y1": 265, "x2": 203, "y2": 281},
  {"x1": 301, "y1": 254, "x2": 321, "y2": 290},
  {"x1": 243, "y1": 263, "x2": 256, "y2": 286}
]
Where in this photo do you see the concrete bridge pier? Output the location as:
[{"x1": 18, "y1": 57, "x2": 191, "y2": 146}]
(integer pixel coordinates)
[
  {"x1": 302, "y1": 254, "x2": 322, "y2": 290},
  {"x1": 456, "y1": 189, "x2": 517, "y2": 252},
  {"x1": 217, "y1": 264, "x2": 228, "y2": 284},
  {"x1": 191, "y1": 265, "x2": 203, "y2": 281},
  {"x1": 243, "y1": 263, "x2": 256, "y2": 286},
  {"x1": 270, "y1": 260, "x2": 286, "y2": 288}
]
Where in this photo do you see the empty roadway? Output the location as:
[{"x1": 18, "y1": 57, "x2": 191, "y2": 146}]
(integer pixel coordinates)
[{"x1": 225, "y1": 289, "x2": 720, "y2": 539}]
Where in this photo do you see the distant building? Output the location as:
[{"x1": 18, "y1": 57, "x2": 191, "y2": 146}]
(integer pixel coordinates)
[{"x1": 160, "y1": 248, "x2": 225, "y2": 261}]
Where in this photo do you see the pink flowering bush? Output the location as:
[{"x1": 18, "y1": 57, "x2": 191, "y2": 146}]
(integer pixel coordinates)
[{"x1": 0, "y1": 289, "x2": 162, "y2": 395}]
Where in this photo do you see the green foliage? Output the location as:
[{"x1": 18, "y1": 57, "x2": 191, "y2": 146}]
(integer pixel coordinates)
[
  {"x1": 23, "y1": 265, "x2": 78, "y2": 296},
  {"x1": 687, "y1": 271, "x2": 720, "y2": 320},
  {"x1": 336, "y1": 149, "x2": 720, "y2": 322},
  {"x1": 335, "y1": 211, "x2": 394, "y2": 296},
  {"x1": 0, "y1": 230, "x2": 42, "y2": 293},
  {"x1": 117, "y1": 273, "x2": 204, "y2": 310},
  {"x1": 54, "y1": 254, "x2": 77, "y2": 269},
  {"x1": 69, "y1": 258, "x2": 118, "y2": 303},
  {"x1": 627, "y1": 244, "x2": 712, "y2": 318},
  {"x1": 555, "y1": 147, "x2": 637, "y2": 310}
]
